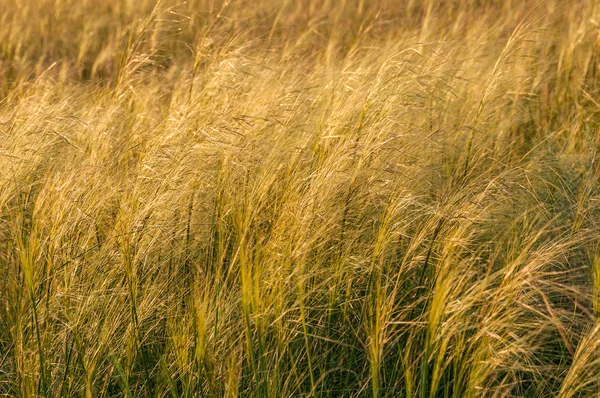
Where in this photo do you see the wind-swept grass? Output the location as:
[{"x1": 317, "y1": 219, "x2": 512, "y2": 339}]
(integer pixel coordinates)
[{"x1": 2, "y1": 0, "x2": 600, "y2": 396}]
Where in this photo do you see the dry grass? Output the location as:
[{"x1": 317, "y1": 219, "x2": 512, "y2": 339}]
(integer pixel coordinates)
[{"x1": 2, "y1": 0, "x2": 600, "y2": 396}]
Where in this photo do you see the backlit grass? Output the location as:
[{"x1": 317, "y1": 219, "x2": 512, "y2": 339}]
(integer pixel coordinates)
[{"x1": 2, "y1": 0, "x2": 600, "y2": 396}]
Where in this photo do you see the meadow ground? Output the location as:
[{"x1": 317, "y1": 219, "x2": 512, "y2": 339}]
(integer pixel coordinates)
[{"x1": 2, "y1": 0, "x2": 600, "y2": 396}]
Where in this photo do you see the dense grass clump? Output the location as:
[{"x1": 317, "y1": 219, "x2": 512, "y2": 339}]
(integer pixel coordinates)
[{"x1": 2, "y1": 0, "x2": 600, "y2": 396}]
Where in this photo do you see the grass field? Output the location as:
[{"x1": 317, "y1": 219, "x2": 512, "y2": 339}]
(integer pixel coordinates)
[{"x1": 2, "y1": 0, "x2": 600, "y2": 396}]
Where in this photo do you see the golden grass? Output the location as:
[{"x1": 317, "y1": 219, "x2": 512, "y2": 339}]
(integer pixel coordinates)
[{"x1": 1, "y1": 0, "x2": 600, "y2": 396}]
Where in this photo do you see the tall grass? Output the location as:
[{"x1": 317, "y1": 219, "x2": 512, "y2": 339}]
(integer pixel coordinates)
[{"x1": 1, "y1": 0, "x2": 600, "y2": 396}]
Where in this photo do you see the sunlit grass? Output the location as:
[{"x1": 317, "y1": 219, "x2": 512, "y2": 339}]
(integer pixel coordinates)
[{"x1": 1, "y1": 0, "x2": 600, "y2": 396}]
